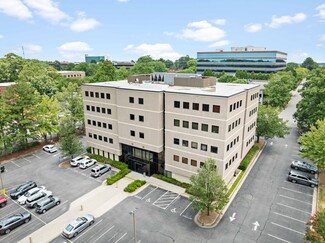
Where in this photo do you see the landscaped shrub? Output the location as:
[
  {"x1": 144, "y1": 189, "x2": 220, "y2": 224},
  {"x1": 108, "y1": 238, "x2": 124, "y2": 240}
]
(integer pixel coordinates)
[
  {"x1": 86, "y1": 147, "x2": 91, "y2": 153},
  {"x1": 124, "y1": 180, "x2": 146, "y2": 193},
  {"x1": 106, "y1": 168, "x2": 131, "y2": 185},
  {"x1": 238, "y1": 144, "x2": 259, "y2": 171},
  {"x1": 152, "y1": 174, "x2": 191, "y2": 190}
]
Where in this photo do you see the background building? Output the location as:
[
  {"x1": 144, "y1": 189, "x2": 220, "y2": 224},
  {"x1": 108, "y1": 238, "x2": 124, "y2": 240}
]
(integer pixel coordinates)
[
  {"x1": 82, "y1": 74, "x2": 259, "y2": 183},
  {"x1": 112, "y1": 61, "x2": 135, "y2": 69},
  {"x1": 85, "y1": 54, "x2": 109, "y2": 64},
  {"x1": 58, "y1": 71, "x2": 85, "y2": 79},
  {"x1": 0, "y1": 82, "x2": 14, "y2": 95},
  {"x1": 197, "y1": 46, "x2": 287, "y2": 74}
]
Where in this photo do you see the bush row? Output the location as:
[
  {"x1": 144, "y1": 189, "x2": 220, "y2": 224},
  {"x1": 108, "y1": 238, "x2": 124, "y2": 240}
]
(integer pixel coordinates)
[
  {"x1": 152, "y1": 174, "x2": 191, "y2": 189},
  {"x1": 226, "y1": 171, "x2": 244, "y2": 198},
  {"x1": 124, "y1": 180, "x2": 146, "y2": 193},
  {"x1": 238, "y1": 144, "x2": 259, "y2": 171},
  {"x1": 86, "y1": 153, "x2": 131, "y2": 185}
]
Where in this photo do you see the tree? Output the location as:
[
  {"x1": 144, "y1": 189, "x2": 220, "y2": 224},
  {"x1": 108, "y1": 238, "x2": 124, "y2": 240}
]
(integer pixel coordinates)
[
  {"x1": 0, "y1": 96, "x2": 13, "y2": 154},
  {"x1": 116, "y1": 67, "x2": 130, "y2": 80},
  {"x1": 3, "y1": 53, "x2": 26, "y2": 82},
  {"x1": 295, "y1": 67, "x2": 309, "y2": 82},
  {"x1": 189, "y1": 158, "x2": 228, "y2": 216},
  {"x1": 218, "y1": 75, "x2": 237, "y2": 83},
  {"x1": 264, "y1": 75, "x2": 291, "y2": 108},
  {"x1": 59, "y1": 117, "x2": 83, "y2": 159},
  {"x1": 175, "y1": 55, "x2": 193, "y2": 70},
  {"x1": 294, "y1": 67, "x2": 325, "y2": 132},
  {"x1": 301, "y1": 57, "x2": 319, "y2": 71},
  {"x1": 256, "y1": 105, "x2": 290, "y2": 142},
  {"x1": 0, "y1": 59, "x2": 11, "y2": 82},
  {"x1": 305, "y1": 211, "x2": 325, "y2": 242},
  {"x1": 92, "y1": 60, "x2": 116, "y2": 82},
  {"x1": 298, "y1": 119, "x2": 325, "y2": 168}
]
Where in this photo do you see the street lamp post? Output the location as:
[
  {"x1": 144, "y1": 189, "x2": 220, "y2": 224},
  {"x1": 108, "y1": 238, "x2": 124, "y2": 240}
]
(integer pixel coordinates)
[
  {"x1": 129, "y1": 208, "x2": 138, "y2": 243},
  {"x1": 0, "y1": 170, "x2": 5, "y2": 195}
]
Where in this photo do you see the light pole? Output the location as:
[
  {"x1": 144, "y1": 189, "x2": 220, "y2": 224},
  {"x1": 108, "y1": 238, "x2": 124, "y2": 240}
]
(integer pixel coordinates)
[
  {"x1": 0, "y1": 168, "x2": 5, "y2": 195},
  {"x1": 129, "y1": 208, "x2": 138, "y2": 243}
]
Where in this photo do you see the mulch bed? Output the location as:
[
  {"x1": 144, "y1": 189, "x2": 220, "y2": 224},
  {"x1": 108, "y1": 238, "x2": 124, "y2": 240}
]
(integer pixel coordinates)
[{"x1": 197, "y1": 211, "x2": 219, "y2": 226}]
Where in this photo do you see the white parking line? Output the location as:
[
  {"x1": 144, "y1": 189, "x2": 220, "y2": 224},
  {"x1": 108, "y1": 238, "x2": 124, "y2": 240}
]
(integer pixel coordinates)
[
  {"x1": 281, "y1": 187, "x2": 313, "y2": 197},
  {"x1": 23, "y1": 157, "x2": 32, "y2": 163},
  {"x1": 182, "y1": 215, "x2": 192, "y2": 220},
  {"x1": 276, "y1": 203, "x2": 311, "y2": 215},
  {"x1": 180, "y1": 202, "x2": 192, "y2": 216},
  {"x1": 273, "y1": 212, "x2": 306, "y2": 224},
  {"x1": 267, "y1": 234, "x2": 291, "y2": 243},
  {"x1": 92, "y1": 225, "x2": 115, "y2": 243},
  {"x1": 141, "y1": 187, "x2": 158, "y2": 200},
  {"x1": 115, "y1": 232, "x2": 127, "y2": 243},
  {"x1": 32, "y1": 153, "x2": 41, "y2": 159},
  {"x1": 53, "y1": 152, "x2": 61, "y2": 157},
  {"x1": 1, "y1": 208, "x2": 22, "y2": 220},
  {"x1": 271, "y1": 222, "x2": 305, "y2": 235},
  {"x1": 74, "y1": 219, "x2": 103, "y2": 242},
  {"x1": 153, "y1": 191, "x2": 179, "y2": 210},
  {"x1": 279, "y1": 194, "x2": 312, "y2": 205},
  {"x1": 12, "y1": 198, "x2": 47, "y2": 225},
  {"x1": 11, "y1": 160, "x2": 21, "y2": 168}
]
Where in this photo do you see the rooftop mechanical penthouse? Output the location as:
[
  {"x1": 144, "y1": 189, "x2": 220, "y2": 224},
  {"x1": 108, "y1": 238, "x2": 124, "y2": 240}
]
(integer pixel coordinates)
[{"x1": 82, "y1": 73, "x2": 260, "y2": 183}]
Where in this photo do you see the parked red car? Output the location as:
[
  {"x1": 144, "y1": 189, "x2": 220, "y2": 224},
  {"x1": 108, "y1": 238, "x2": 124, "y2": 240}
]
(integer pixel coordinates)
[{"x1": 0, "y1": 196, "x2": 7, "y2": 208}]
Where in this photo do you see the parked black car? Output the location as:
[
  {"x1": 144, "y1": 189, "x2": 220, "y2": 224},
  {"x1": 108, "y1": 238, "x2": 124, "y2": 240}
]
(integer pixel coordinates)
[
  {"x1": 287, "y1": 170, "x2": 319, "y2": 188},
  {"x1": 0, "y1": 212, "x2": 31, "y2": 234},
  {"x1": 291, "y1": 160, "x2": 318, "y2": 174},
  {"x1": 10, "y1": 181, "x2": 37, "y2": 200}
]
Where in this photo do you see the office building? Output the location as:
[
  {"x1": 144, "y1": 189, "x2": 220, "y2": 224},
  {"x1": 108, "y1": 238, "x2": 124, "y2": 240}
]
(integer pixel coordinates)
[
  {"x1": 58, "y1": 71, "x2": 85, "y2": 79},
  {"x1": 82, "y1": 74, "x2": 259, "y2": 183},
  {"x1": 85, "y1": 54, "x2": 109, "y2": 64},
  {"x1": 197, "y1": 46, "x2": 287, "y2": 74}
]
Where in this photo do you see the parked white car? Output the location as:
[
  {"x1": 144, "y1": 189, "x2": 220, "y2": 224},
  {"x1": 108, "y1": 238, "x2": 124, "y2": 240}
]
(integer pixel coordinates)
[
  {"x1": 79, "y1": 159, "x2": 97, "y2": 169},
  {"x1": 26, "y1": 190, "x2": 53, "y2": 208},
  {"x1": 18, "y1": 186, "x2": 46, "y2": 205},
  {"x1": 43, "y1": 145, "x2": 58, "y2": 153},
  {"x1": 70, "y1": 155, "x2": 89, "y2": 167}
]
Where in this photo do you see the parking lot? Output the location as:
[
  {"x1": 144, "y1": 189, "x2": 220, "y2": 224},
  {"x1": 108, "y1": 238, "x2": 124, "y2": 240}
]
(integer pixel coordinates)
[
  {"x1": 0, "y1": 146, "x2": 112, "y2": 242},
  {"x1": 51, "y1": 185, "x2": 198, "y2": 243}
]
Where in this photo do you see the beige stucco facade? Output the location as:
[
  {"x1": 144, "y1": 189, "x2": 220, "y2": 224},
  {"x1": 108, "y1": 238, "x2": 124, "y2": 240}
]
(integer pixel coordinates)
[{"x1": 82, "y1": 79, "x2": 259, "y2": 184}]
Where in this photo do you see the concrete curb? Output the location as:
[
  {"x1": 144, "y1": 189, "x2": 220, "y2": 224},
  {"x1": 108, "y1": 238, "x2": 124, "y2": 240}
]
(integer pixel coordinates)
[{"x1": 194, "y1": 141, "x2": 267, "y2": 228}]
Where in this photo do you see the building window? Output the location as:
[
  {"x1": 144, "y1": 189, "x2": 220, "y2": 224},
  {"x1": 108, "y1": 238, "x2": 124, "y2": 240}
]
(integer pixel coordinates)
[
  {"x1": 106, "y1": 93, "x2": 111, "y2": 99},
  {"x1": 192, "y1": 122, "x2": 198, "y2": 130},
  {"x1": 107, "y1": 109, "x2": 111, "y2": 115},
  {"x1": 130, "y1": 114, "x2": 135, "y2": 120},
  {"x1": 98, "y1": 135, "x2": 102, "y2": 141},
  {"x1": 182, "y1": 140, "x2": 188, "y2": 147},
  {"x1": 182, "y1": 157, "x2": 188, "y2": 164},
  {"x1": 96, "y1": 107, "x2": 100, "y2": 113},
  {"x1": 97, "y1": 122, "x2": 102, "y2": 127},
  {"x1": 89, "y1": 133, "x2": 92, "y2": 138},
  {"x1": 130, "y1": 130, "x2": 135, "y2": 137},
  {"x1": 201, "y1": 124, "x2": 208, "y2": 132},
  {"x1": 200, "y1": 162, "x2": 205, "y2": 168},
  {"x1": 183, "y1": 102, "x2": 190, "y2": 109},
  {"x1": 86, "y1": 105, "x2": 90, "y2": 111},
  {"x1": 173, "y1": 155, "x2": 179, "y2": 162},
  {"x1": 94, "y1": 134, "x2": 97, "y2": 139},
  {"x1": 92, "y1": 120, "x2": 96, "y2": 126},
  {"x1": 211, "y1": 146, "x2": 218, "y2": 154},
  {"x1": 129, "y1": 97, "x2": 134, "y2": 103},
  {"x1": 201, "y1": 144, "x2": 207, "y2": 151},
  {"x1": 227, "y1": 145, "x2": 230, "y2": 151},
  {"x1": 102, "y1": 107, "x2": 106, "y2": 114},
  {"x1": 174, "y1": 119, "x2": 180, "y2": 127},
  {"x1": 87, "y1": 119, "x2": 91, "y2": 125},
  {"x1": 138, "y1": 98, "x2": 144, "y2": 104},
  {"x1": 212, "y1": 125, "x2": 219, "y2": 134},
  {"x1": 228, "y1": 125, "x2": 231, "y2": 132},
  {"x1": 174, "y1": 138, "x2": 180, "y2": 145},
  {"x1": 213, "y1": 105, "x2": 220, "y2": 113},
  {"x1": 104, "y1": 137, "x2": 108, "y2": 142},
  {"x1": 225, "y1": 163, "x2": 228, "y2": 170},
  {"x1": 192, "y1": 103, "x2": 199, "y2": 110},
  {"x1": 103, "y1": 123, "x2": 107, "y2": 128},
  {"x1": 90, "y1": 92, "x2": 94, "y2": 97},
  {"x1": 202, "y1": 104, "x2": 209, "y2": 112},
  {"x1": 85, "y1": 91, "x2": 89, "y2": 97},
  {"x1": 139, "y1": 132, "x2": 144, "y2": 139},
  {"x1": 109, "y1": 138, "x2": 113, "y2": 144},
  {"x1": 91, "y1": 106, "x2": 95, "y2": 112},
  {"x1": 183, "y1": 121, "x2": 189, "y2": 128},
  {"x1": 139, "y1": 116, "x2": 144, "y2": 122},
  {"x1": 174, "y1": 101, "x2": 180, "y2": 108},
  {"x1": 95, "y1": 92, "x2": 99, "y2": 98},
  {"x1": 101, "y1": 93, "x2": 105, "y2": 99},
  {"x1": 191, "y1": 160, "x2": 197, "y2": 167},
  {"x1": 230, "y1": 104, "x2": 232, "y2": 112},
  {"x1": 191, "y1": 142, "x2": 198, "y2": 149},
  {"x1": 108, "y1": 124, "x2": 112, "y2": 130}
]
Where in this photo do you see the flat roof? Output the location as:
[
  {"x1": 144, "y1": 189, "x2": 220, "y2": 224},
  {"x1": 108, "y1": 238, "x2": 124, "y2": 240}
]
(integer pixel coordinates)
[
  {"x1": 0, "y1": 82, "x2": 15, "y2": 87},
  {"x1": 197, "y1": 50, "x2": 287, "y2": 55},
  {"x1": 83, "y1": 80, "x2": 260, "y2": 98}
]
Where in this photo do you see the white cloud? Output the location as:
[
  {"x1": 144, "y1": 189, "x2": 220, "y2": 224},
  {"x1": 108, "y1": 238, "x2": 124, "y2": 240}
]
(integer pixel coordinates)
[
  {"x1": 167, "y1": 20, "x2": 226, "y2": 42},
  {"x1": 319, "y1": 34, "x2": 325, "y2": 42},
  {"x1": 211, "y1": 19, "x2": 226, "y2": 26},
  {"x1": 57, "y1": 41, "x2": 92, "y2": 60},
  {"x1": 70, "y1": 12, "x2": 100, "y2": 32},
  {"x1": 0, "y1": 0, "x2": 32, "y2": 20},
  {"x1": 125, "y1": 43, "x2": 182, "y2": 61},
  {"x1": 266, "y1": 13, "x2": 306, "y2": 28},
  {"x1": 23, "y1": 0, "x2": 70, "y2": 23},
  {"x1": 316, "y1": 4, "x2": 325, "y2": 19},
  {"x1": 24, "y1": 44, "x2": 42, "y2": 55},
  {"x1": 289, "y1": 51, "x2": 308, "y2": 63},
  {"x1": 208, "y1": 40, "x2": 229, "y2": 48},
  {"x1": 244, "y1": 23, "x2": 262, "y2": 33}
]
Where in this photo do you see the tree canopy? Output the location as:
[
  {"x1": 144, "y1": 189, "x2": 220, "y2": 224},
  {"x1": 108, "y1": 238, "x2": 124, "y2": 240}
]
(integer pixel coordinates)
[{"x1": 301, "y1": 57, "x2": 319, "y2": 71}]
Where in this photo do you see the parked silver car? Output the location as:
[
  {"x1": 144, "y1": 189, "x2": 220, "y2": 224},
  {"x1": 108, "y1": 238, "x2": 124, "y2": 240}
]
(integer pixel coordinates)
[
  {"x1": 18, "y1": 186, "x2": 46, "y2": 205},
  {"x1": 62, "y1": 214, "x2": 95, "y2": 239},
  {"x1": 79, "y1": 159, "x2": 97, "y2": 169},
  {"x1": 26, "y1": 190, "x2": 52, "y2": 208},
  {"x1": 35, "y1": 196, "x2": 60, "y2": 214},
  {"x1": 287, "y1": 170, "x2": 319, "y2": 187},
  {"x1": 70, "y1": 155, "x2": 89, "y2": 167},
  {"x1": 91, "y1": 164, "x2": 111, "y2": 177}
]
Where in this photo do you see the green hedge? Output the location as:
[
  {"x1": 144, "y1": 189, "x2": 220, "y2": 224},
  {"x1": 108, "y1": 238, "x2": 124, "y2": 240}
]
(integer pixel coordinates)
[
  {"x1": 238, "y1": 144, "x2": 259, "y2": 171},
  {"x1": 226, "y1": 171, "x2": 244, "y2": 198},
  {"x1": 124, "y1": 180, "x2": 146, "y2": 193},
  {"x1": 86, "y1": 153, "x2": 131, "y2": 185},
  {"x1": 152, "y1": 174, "x2": 191, "y2": 189}
]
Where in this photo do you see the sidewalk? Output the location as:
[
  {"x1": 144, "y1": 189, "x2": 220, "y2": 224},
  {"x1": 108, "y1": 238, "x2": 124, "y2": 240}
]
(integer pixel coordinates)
[{"x1": 18, "y1": 177, "x2": 133, "y2": 243}]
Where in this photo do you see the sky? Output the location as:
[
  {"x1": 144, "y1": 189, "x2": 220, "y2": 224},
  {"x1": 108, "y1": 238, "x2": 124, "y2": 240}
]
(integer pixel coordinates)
[{"x1": 0, "y1": 0, "x2": 325, "y2": 63}]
